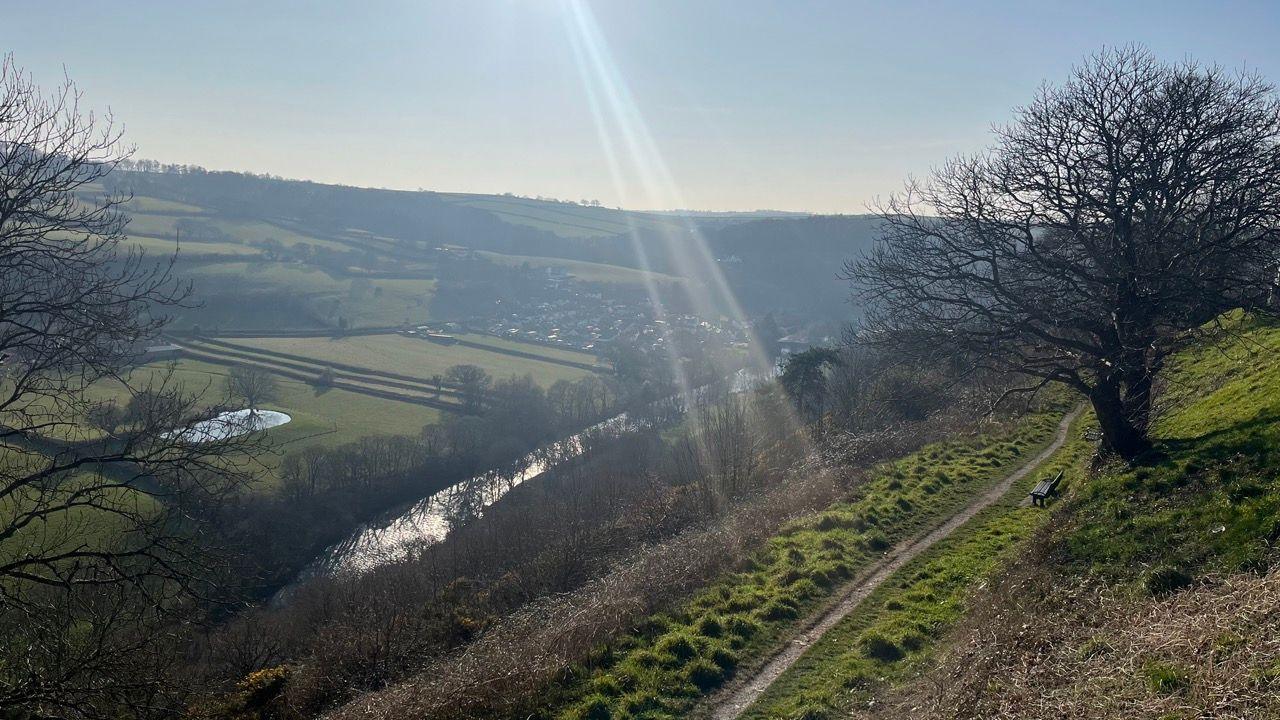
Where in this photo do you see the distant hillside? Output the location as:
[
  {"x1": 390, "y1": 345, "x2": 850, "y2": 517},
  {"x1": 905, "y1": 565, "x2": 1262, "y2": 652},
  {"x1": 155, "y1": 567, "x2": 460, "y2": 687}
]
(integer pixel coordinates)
[
  {"x1": 107, "y1": 170, "x2": 880, "y2": 325},
  {"x1": 435, "y1": 193, "x2": 790, "y2": 239},
  {"x1": 706, "y1": 215, "x2": 882, "y2": 319}
]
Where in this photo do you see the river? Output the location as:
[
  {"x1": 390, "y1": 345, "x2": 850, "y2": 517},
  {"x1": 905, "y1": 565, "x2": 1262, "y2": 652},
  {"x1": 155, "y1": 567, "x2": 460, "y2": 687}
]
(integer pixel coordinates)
[{"x1": 293, "y1": 366, "x2": 771, "y2": 588}]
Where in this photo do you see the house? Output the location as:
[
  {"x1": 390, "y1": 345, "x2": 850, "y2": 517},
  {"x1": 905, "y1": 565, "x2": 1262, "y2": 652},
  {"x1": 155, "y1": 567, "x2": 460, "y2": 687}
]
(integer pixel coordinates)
[
  {"x1": 777, "y1": 334, "x2": 812, "y2": 355},
  {"x1": 141, "y1": 343, "x2": 183, "y2": 362}
]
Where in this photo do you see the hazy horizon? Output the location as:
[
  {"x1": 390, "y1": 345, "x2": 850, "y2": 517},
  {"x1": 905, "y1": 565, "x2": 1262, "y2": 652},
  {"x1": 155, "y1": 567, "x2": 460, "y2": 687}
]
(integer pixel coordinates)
[{"x1": 10, "y1": 0, "x2": 1280, "y2": 213}]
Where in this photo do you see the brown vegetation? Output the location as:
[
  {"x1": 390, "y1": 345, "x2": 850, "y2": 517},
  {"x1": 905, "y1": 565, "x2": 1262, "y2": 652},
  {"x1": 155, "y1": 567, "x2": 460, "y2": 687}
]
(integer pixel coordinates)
[{"x1": 868, "y1": 545, "x2": 1280, "y2": 720}]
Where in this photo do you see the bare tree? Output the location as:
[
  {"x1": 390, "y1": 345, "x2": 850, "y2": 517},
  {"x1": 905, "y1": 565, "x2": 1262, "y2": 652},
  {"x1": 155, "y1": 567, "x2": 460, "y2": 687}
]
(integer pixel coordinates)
[
  {"x1": 0, "y1": 56, "x2": 258, "y2": 716},
  {"x1": 850, "y1": 47, "x2": 1280, "y2": 458},
  {"x1": 226, "y1": 363, "x2": 280, "y2": 412}
]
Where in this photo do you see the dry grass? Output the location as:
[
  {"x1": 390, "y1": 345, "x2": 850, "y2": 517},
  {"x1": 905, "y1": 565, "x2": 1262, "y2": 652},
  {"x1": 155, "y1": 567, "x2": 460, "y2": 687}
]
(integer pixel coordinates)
[
  {"x1": 871, "y1": 546, "x2": 1280, "y2": 720},
  {"x1": 319, "y1": 404, "x2": 1041, "y2": 720},
  {"x1": 323, "y1": 465, "x2": 851, "y2": 720}
]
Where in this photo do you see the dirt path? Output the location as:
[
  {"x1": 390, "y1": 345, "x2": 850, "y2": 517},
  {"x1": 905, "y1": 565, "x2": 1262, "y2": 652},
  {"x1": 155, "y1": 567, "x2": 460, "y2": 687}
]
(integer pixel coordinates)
[{"x1": 708, "y1": 407, "x2": 1083, "y2": 720}]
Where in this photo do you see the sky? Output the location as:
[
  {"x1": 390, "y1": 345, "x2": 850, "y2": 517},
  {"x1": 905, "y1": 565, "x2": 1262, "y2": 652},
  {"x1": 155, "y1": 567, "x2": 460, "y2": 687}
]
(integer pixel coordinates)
[{"x1": 7, "y1": 0, "x2": 1280, "y2": 213}]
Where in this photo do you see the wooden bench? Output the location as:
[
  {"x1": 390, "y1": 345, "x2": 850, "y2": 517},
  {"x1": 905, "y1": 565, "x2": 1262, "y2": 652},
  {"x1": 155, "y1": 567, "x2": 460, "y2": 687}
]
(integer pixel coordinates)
[{"x1": 1029, "y1": 470, "x2": 1064, "y2": 507}]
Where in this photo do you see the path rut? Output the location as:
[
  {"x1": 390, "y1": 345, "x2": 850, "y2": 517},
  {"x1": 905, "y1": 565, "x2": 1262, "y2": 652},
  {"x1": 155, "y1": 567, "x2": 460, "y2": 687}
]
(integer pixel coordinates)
[{"x1": 708, "y1": 407, "x2": 1083, "y2": 720}]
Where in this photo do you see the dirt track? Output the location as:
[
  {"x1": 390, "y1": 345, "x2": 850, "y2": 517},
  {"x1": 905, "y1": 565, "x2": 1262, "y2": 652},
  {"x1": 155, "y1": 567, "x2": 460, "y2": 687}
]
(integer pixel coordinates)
[{"x1": 707, "y1": 406, "x2": 1083, "y2": 720}]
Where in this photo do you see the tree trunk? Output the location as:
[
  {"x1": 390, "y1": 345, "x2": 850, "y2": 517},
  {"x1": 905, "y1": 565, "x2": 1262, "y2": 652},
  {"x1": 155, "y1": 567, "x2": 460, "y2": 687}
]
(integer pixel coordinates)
[
  {"x1": 1121, "y1": 363, "x2": 1154, "y2": 434},
  {"x1": 1090, "y1": 379, "x2": 1152, "y2": 459}
]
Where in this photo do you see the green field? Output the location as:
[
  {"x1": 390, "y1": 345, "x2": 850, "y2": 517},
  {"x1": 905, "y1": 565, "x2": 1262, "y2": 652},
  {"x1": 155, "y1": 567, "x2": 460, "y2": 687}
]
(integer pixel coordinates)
[
  {"x1": 460, "y1": 333, "x2": 610, "y2": 368},
  {"x1": 179, "y1": 262, "x2": 437, "y2": 328},
  {"x1": 221, "y1": 333, "x2": 600, "y2": 388},
  {"x1": 126, "y1": 234, "x2": 263, "y2": 257},
  {"x1": 122, "y1": 195, "x2": 207, "y2": 214},
  {"x1": 439, "y1": 194, "x2": 691, "y2": 239},
  {"x1": 478, "y1": 250, "x2": 685, "y2": 287},
  {"x1": 124, "y1": 212, "x2": 352, "y2": 252},
  {"x1": 89, "y1": 359, "x2": 442, "y2": 485}
]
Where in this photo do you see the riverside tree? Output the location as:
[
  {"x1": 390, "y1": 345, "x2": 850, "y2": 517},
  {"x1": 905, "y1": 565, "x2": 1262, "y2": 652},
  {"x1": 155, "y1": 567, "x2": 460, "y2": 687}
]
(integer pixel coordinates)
[
  {"x1": 0, "y1": 56, "x2": 258, "y2": 716},
  {"x1": 850, "y1": 47, "x2": 1280, "y2": 458}
]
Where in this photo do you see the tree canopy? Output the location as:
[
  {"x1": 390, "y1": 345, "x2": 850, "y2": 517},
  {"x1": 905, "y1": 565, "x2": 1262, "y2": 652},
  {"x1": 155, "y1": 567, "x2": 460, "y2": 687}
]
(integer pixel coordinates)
[{"x1": 851, "y1": 47, "x2": 1280, "y2": 458}]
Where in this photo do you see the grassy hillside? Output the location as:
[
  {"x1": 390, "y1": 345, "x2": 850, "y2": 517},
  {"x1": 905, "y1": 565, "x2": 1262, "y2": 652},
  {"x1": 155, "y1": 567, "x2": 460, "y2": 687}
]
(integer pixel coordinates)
[
  {"x1": 168, "y1": 262, "x2": 436, "y2": 331},
  {"x1": 536, "y1": 412, "x2": 1063, "y2": 720},
  {"x1": 437, "y1": 194, "x2": 791, "y2": 240},
  {"x1": 477, "y1": 250, "x2": 686, "y2": 287},
  {"x1": 739, "y1": 415, "x2": 1094, "y2": 719},
  {"x1": 498, "y1": 315, "x2": 1280, "y2": 720},
  {"x1": 747, "y1": 314, "x2": 1280, "y2": 719}
]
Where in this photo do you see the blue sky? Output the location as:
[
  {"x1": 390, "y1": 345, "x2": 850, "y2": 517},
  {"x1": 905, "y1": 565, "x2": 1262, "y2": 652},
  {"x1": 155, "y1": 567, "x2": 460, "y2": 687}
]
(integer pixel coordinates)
[{"x1": 7, "y1": 0, "x2": 1280, "y2": 212}]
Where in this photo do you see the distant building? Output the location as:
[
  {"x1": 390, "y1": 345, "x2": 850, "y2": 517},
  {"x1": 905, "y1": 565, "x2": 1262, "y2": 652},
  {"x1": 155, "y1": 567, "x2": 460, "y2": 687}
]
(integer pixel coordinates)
[
  {"x1": 141, "y1": 343, "x2": 183, "y2": 362},
  {"x1": 777, "y1": 334, "x2": 812, "y2": 355}
]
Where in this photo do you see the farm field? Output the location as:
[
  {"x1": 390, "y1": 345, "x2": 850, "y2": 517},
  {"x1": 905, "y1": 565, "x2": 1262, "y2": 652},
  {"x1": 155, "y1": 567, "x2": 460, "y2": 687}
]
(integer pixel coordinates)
[
  {"x1": 123, "y1": 210, "x2": 353, "y2": 252},
  {"x1": 122, "y1": 195, "x2": 207, "y2": 214},
  {"x1": 126, "y1": 234, "x2": 262, "y2": 257},
  {"x1": 88, "y1": 359, "x2": 442, "y2": 485},
  {"x1": 478, "y1": 250, "x2": 685, "y2": 286},
  {"x1": 0, "y1": 462, "x2": 158, "y2": 566},
  {"x1": 438, "y1": 193, "x2": 688, "y2": 238},
  {"x1": 460, "y1": 333, "x2": 611, "y2": 368},
  {"x1": 179, "y1": 261, "x2": 437, "y2": 328},
  {"x1": 220, "y1": 333, "x2": 601, "y2": 388}
]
